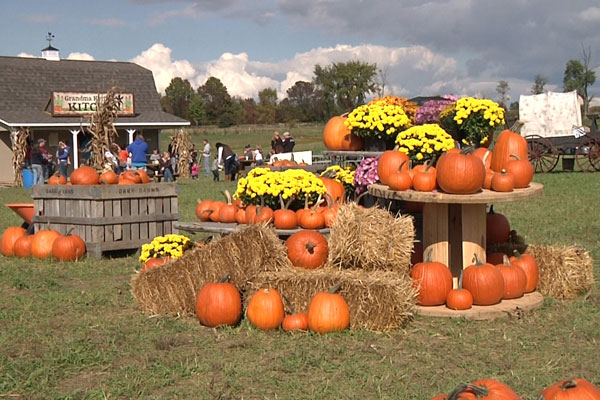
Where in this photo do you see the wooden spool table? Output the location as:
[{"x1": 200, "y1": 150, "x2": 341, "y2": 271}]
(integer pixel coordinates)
[
  {"x1": 368, "y1": 182, "x2": 545, "y2": 319},
  {"x1": 175, "y1": 221, "x2": 330, "y2": 237}
]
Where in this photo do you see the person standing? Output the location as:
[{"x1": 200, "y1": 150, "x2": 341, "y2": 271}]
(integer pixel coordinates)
[
  {"x1": 201, "y1": 139, "x2": 211, "y2": 178},
  {"x1": 215, "y1": 142, "x2": 237, "y2": 182},
  {"x1": 30, "y1": 139, "x2": 45, "y2": 185},
  {"x1": 282, "y1": 131, "x2": 295, "y2": 153},
  {"x1": 56, "y1": 141, "x2": 70, "y2": 178},
  {"x1": 271, "y1": 131, "x2": 283, "y2": 155},
  {"x1": 126, "y1": 134, "x2": 149, "y2": 171},
  {"x1": 253, "y1": 145, "x2": 264, "y2": 166},
  {"x1": 159, "y1": 152, "x2": 175, "y2": 182}
]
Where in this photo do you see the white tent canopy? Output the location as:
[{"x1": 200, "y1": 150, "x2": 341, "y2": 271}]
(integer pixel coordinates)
[{"x1": 519, "y1": 90, "x2": 582, "y2": 138}]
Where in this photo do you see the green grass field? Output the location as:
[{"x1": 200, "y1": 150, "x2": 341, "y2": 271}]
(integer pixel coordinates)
[{"x1": 1, "y1": 125, "x2": 599, "y2": 399}]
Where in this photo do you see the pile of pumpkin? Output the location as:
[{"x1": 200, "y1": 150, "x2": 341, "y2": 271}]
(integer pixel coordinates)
[
  {"x1": 1, "y1": 226, "x2": 86, "y2": 261},
  {"x1": 48, "y1": 166, "x2": 153, "y2": 185},
  {"x1": 377, "y1": 129, "x2": 534, "y2": 194},
  {"x1": 196, "y1": 174, "x2": 347, "y2": 231}
]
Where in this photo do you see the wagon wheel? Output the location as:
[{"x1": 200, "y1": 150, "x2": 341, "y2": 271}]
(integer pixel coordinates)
[
  {"x1": 575, "y1": 136, "x2": 600, "y2": 172},
  {"x1": 525, "y1": 135, "x2": 559, "y2": 173}
]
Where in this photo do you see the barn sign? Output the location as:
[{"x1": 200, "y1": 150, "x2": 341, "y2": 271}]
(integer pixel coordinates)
[{"x1": 51, "y1": 92, "x2": 135, "y2": 116}]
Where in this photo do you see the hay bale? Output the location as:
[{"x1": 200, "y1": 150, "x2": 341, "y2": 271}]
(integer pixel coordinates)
[
  {"x1": 328, "y1": 203, "x2": 414, "y2": 272},
  {"x1": 250, "y1": 266, "x2": 416, "y2": 332},
  {"x1": 131, "y1": 224, "x2": 293, "y2": 315},
  {"x1": 527, "y1": 244, "x2": 595, "y2": 300}
]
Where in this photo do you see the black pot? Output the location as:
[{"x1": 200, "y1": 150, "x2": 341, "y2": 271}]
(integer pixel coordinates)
[{"x1": 363, "y1": 136, "x2": 396, "y2": 152}]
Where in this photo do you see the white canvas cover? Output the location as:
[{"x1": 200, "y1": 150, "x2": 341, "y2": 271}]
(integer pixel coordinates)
[{"x1": 519, "y1": 90, "x2": 582, "y2": 138}]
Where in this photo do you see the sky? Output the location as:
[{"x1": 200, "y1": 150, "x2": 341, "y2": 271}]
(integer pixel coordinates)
[{"x1": 2, "y1": 0, "x2": 600, "y2": 103}]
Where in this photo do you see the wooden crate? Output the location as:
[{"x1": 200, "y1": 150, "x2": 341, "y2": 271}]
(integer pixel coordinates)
[{"x1": 31, "y1": 183, "x2": 179, "y2": 259}]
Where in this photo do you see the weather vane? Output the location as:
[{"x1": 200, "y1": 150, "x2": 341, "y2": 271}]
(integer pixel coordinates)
[{"x1": 46, "y1": 32, "x2": 55, "y2": 47}]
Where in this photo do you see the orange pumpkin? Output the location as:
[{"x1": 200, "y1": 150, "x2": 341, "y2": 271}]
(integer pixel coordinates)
[
  {"x1": 141, "y1": 256, "x2": 171, "y2": 272},
  {"x1": 318, "y1": 176, "x2": 345, "y2": 204},
  {"x1": 490, "y1": 169, "x2": 515, "y2": 192},
  {"x1": 377, "y1": 151, "x2": 410, "y2": 186},
  {"x1": 412, "y1": 163, "x2": 437, "y2": 192},
  {"x1": 509, "y1": 251, "x2": 539, "y2": 293},
  {"x1": 462, "y1": 254, "x2": 504, "y2": 306},
  {"x1": 30, "y1": 230, "x2": 62, "y2": 259},
  {"x1": 253, "y1": 206, "x2": 274, "y2": 224},
  {"x1": 323, "y1": 115, "x2": 363, "y2": 151},
  {"x1": 411, "y1": 251, "x2": 453, "y2": 306},
  {"x1": 282, "y1": 312, "x2": 309, "y2": 332},
  {"x1": 436, "y1": 148, "x2": 485, "y2": 194},
  {"x1": 486, "y1": 205, "x2": 511, "y2": 244},
  {"x1": 52, "y1": 232, "x2": 86, "y2": 261},
  {"x1": 99, "y1": 170, "x2": 118, "y2": 184},
  {"x1": 273, "y1": 196, "x2": 297, "y2": 229},
  {"x1": 195, "y1": 275, "x2": 242, "y2": 328},
  {"x1": 208, "y1": 201, "x2": 225, "y2": 222},
  {"x1": 13, "y1": 235, "x2": 34, "y2": 258},
  {"x1": 490, "y1": 129, "x2": 528, "y2": 172},
  {"x1": 387, "y1": 161, "x2": 413, "y2": 191},
  {"x1": 118, "y1": 170, "x2": 142, "y2": 185},
  {"x1": 504, "y1": 155, "x2": 534, "y2": 188},
  {"x1": 286, "y1": 230, "x2": 328, "y2": 269},
  {"x1": 1, "y1": 226, "x2": 27, "y2": 256},
  {"x1": 136, "y1": 169, "x2": 151, "y2": 183},
  {"x1": 496, "y1": 256, "x2": 526, "y2": 299},
  {"x1": 446, "y1": 271, "x2": 473, "y2": 310},
  {"x1": 442, "y1": 379, "x2": 522, "y2": 400},
  {"x1": 195, "y1": 199, "x2": 214, "y2": 221},
  {"x1": 307, "y1": 283, "x2": 350, "y2": 334},
  {"x1": 70, "y1": 166, "x2": 100, "y2": 185},
  {"x1": 246, "y1": 287, "x2": 285, "y2": 330},
  {"x1": 235, "y1": 207, "x2": 249, "y2": 224},
  {"x1": 473, "y1": 147, "x2": 493, "y2": 169},
  {"x1": 539, "y1": 378, "x2": 600, "y2": 400},
  {"x1": 483, "y1": 169, "x2": 495, "y2": 190},
  {"x1": 218, "y1": 191, "x2": 238, "y2": 223},
  {"x1": 48, "y1": 173, "x2": 67, "y2": 185}
]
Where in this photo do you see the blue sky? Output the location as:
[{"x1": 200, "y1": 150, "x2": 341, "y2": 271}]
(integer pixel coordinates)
[{"x1": 2, "y1": 0, "x2": 599, "y2": 103}]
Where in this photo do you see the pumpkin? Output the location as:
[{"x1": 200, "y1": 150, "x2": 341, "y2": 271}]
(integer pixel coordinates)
[
  {"x1": 436, "y1": 148, "x2": 486, "y2": 194},
  {"x1": 483, "y1": 169, "x2": 495, "y2": 190},
  {"x1": 377, "y1": 151, "x2": 410, "y2": 186},
  {"x1": 218, "y1": 191, "x2": 238, "y2": 223},
  {"x1": 319, "y1": 194, "x2": 338, "y2": 228},
  {"x1": 486, "y1": 205, "x2": 511, "y2": 244},
  {"x1": 318, "y1": 176, "x2": 345, "y2": 204},
  {"x1": 323, "y1": 115, "x2": 363, "y2": 151},
  {"x1": 48, "y1": 173, "x2": 67, "y2": 185},
  {"x1": 13, "y1": 235, "x2": 34, "y2": 258},
  {"x1": 70, "y1": 166, "x2": 100, "y2": 185},
  {"x1": 473, "y1": 147, "x2": 493, "y2": 169},
  {"x1": 444, "y1": 379, "x2": 522, "y2": 400},
  {"x1": 253, "y1": 205, "x2": 274, "y2": 224},
  {"x1": 387, "y1": 161, "x2": 413, "y2": 191},
  {"x1": 411, "y1": 250, "x2": 453, "y2": 306},
  {"x1": 509, "y1": 250, "x2": 539, "y2": 293},
  {"x1": 307, "y1": 283, "x2": 350, "y2": 334},
  {"x1": 245, "y1": 204, "x2": 258, "y2": 223},
  {"x1": 491, "y1": 169, "x2": 515, "y2": 192},
  {"x1": 246, "y1": 287, "x2": 285, "y2": 330},
  {"x1": 235, "y1": 207, "x2": 249, "y2": 224},
  {"x1": 208, "y1": 201, "x2": 225, "y2": 222},
  {"x1": 504, "y1": 155, "x2": 534, "y2": 188},
  {"x1": 491, "y1": 129, "x2": 528, "y2": 172},
  {"x1": 99, "y1": 170, "x2": 118, "y2": 184},
  {"x1": 52, "y1": 232, "x2": 86, "y2": 261},
  {"x1": 118, "y1": 170, "x2": 142, "y2": 185},
  {"x1": 496, "y1": 255, "x2": 526, "y2": 299},
  {"x1": 195, "y1": 275, "x2": 242, "y2": 328},
  {"x1": 446, "y1": 270, "x2": 473, "y2": 310},
  {"x1": 281, "y1": 296, "x2": 308, "y2": 332},
  {"x1": 286, "y1": 229, "x2": 329, "y2": 270},
  {"x1": 297, "y1": 208, "x2": 325, "y2": 229},
  {"x1": 136, "y1": 169, "x2": 151, "y2": 183},
  {"x1": 30, "y1": 230, "x2": 62, "y2": 259},
  {"x1": 462, "y1": 254, "x2": 504, "y2": 305},
  {"x1": 486, "y1": 252, "x2": 506, "y2": 265},
  {"x1": 539, "y1": 378, "x2": 600, "y2": 400},
  {"x1": 273, "y1": 196, "x2": 297, "y2": 229},
  {"x1": 412, "y1": 163, "x2": 437, "y2": 192},
  {"x1": 1, "y1": 226, "x2": 27, "y2": 256},
  {"x1": 141, "y1": 256, "x2": 171, "y2": 272},
  {"x1": 195, "y1": 199, "x2": 214, "y2": 221}
]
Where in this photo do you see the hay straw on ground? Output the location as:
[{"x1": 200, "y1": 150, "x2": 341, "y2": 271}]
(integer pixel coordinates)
[
  {"x1": 328, "y1": 203, "x2": 414, "y2": 272},
  {"x1": 250, "y1": 265, "x2": 416, "y2": 332},
  {"x1": 131, "y1": 224, "x2": 293, "y2": 315}
]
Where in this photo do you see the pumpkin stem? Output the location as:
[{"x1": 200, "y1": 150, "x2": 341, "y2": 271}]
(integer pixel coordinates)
[
  {"x1": 279, "y1": 195, "x2": 286, "y2": 210},
  {"x1": 502, "y1": 254, "x2": 511, "y2": 266},
  {"x1": 447, "y1": 383, "x2": 488, "y2": 400},
  {"x1": 424, "y1": 247, "x2": 433, "y2": 263},
  {"x1": 397, "y1": 160, "x2": 408, "y2": 173},
  {"x1": 323, "y1": 193, "x2": 334, "y2": 209},
  {"x1": 354, "y1": 191, "x2": 369, "y2": 205},
  {"x1": 457, "y1": 270, "x2": 464, "y2": 290},
  {"x1": 305, "y1": 241, "x2": 315, "y2": 254},
  {"x1": 223, "y1": 190, "x2": 232, "y2": 205},
  {"x1": 512, "y1": 249, "x2": 523, "y2": 259},
  {"x1": 311, "y1": 194, "x2": 323, "y2": 211},
  {"x1": 473, "y1": 253, "x2": 484, "y2": 266},
  {"x1": 560, "y1": 380, "x2": 578, "y2": 390},
  {"x1": 218, "y1": 274, "x2": 230, "y2": 283},
  {"x1": 328, "y1": 282, "x2": 342, "y2": 294},
  {"x1": 282, "y1": 294, "x2": 296, "y2": 314}
]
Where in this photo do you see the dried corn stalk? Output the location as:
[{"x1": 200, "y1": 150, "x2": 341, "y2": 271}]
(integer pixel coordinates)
[
  {"x1": 170, "y1": 128, "x2": 192, "y2": 178},
  {"x1": 11, "y1": 127, "x2": 30, "y2": 187},
  {"x1": 86, "y1": 88, "x2": 120, "y2": 170}
]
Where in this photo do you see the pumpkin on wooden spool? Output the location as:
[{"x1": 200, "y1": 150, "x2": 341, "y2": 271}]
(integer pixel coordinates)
[
  {"x1": 246, "y1": 287, "x2": 285, "y2": 330},
  {"x1": 462, "y1": 254, "x2": 505, "y2": 305},
  {"x1": 297, "y1": 196, "x2": 326, "y2": 230},
  {"x1": 486, "y1": 205, "x2": 511, "y2": 244},
  {"x1": 490, "y1": 169, "x2": 515, "y2": 192},
  {"x1": 52, "y1": 230, "x2": 86, "y2": 261},
  {"x1": 491, "y1": 129, "x2": 528, "y2": 172},
  {"x1": 377, "y1": 150, "x2": 410, "y2": 186},
  {"x1": 118, "y1": 170, "x2": 142, "y2": 185},
  {"x1": 387, "y1": 161, "x2": 413, "y2": 191},
  {"x1": 70, "y1": 166, "x2": 100, "y2": 185},
  {"x1": 483, "y1": 169, "x2": 495, "y2": 190},
  {"x1": 195, "y1": 274, "x2": 242, "y2": 328},
  {"x1": 446, "y1": 270, "x2": 473, "y2": 310},
  {"x1": 539, "y1": 378, "x2": 600, "y2": 400},
  {"x1": 436, "y1": 148, "x2": 486, "y2": 194},
  {"x1": 273, "y1": 196, "x2": 297, "y2": 230},
  {"x1": 473, "y1": 147, "x2": 493, "y2": 170},
  {"x1": 323, "y1": 115, "x2": 363, "y2": 151},
  {"x1": 496, "y1": 255, "x2": 526, "y2": 300},
  {"x1": 307, "y1": 283, "x2": 350, "y2": 334},
  {"x1": 504, "y1": 154, "x2": 534, "y2": 188},
  {"x1": 218, "y1": 191, "x2": 238, "y2": 223},
  {"x1": 48, "y1": 173, "x2": 67, "y2": 185},
  {"x1": 318, "y1": 175, "x2": 345, "y2": 204},
  {"x1": 412, "y1": 162, "x2": 437, "y2": 192},
  {"x1": 281, "y1": 295, "x2": 308, "y2": 332},
  {"x1": 195, "y1": 199, "x2": 214, "y2": 222},
  {"x1": 13, "y1": 235, "x2": 34, "y2": 258},
  {"x1": 99, "y1": 170, "x2": 118, "y2": 185},
  {"x1": 509, "y1": 250, "x2": 539, "y2": 293},
  {"x1": 141, "y1": 256, "x2": 171, "y2": 272},
  {"x1": 30, "y1": 229, "x2": 62, "y2": 259},
  {"x1": 253, "y1": 205, "x2": 274, "y2": 224},
  {"x1": 410, "y1": 250, "x2": 453, "y2": 306},
  {"x1": 1, "y1": 226, "x2": 27, "y2": 256},
  {"x1": 285, "y1": 229, "x2": 329, "y2": 270}
]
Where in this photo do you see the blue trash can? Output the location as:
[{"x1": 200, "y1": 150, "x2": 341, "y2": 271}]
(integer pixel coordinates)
[{"x1": 22, "y1": 168, "x2": 34, "y2": 188}]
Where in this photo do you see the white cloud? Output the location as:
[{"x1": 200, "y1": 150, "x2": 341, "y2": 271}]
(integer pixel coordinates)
[
  {"x1": 66, "y1": 52, "x2": 95, "y2": 61},
  {"x1": 17, "y1": 52, "x2": 37, "y2": 58},
  {"x1": 130, "y1": 43, "x2": 196, "y2": 93},
  {"x1": 84, "y1": 18, "x2": 126, "y2": 26},
  {"x1": 579, "y1": 7, "x2": 600, "y2": 22}
]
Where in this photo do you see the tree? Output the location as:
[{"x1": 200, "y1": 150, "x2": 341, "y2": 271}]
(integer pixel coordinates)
[
  {"x1": 240, "y1": 97, "x2": 259, "y2": 124},
  {"x1": 531, "y1": 74, "x2": 547, "y2": 94},
  {"x1": 197, "y1": 77, "x2": 232, "y2": 125},
  {"x1": 496, "y1": 80, "x2": 510, "y2": 108},
  {"x1": 284, "y1": 81, "x2": 324, "y2": 122},
  {"x1": 313, "y1": 60, "x2": 379, "y2": 117},
  {"x1": 256, "y1": 88, "x2": 278, "y2": 124},
  {"x1": 563, "y1": 46, "x2": 596, "y2": 116},
  {"x1": 163, "y1": 77, "x2": 195, "y2": 120},
  {"x1": 188, "y1": 97, "x2": 205, "y2": 126}
]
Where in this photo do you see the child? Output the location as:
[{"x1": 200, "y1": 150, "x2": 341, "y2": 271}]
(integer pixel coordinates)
[
  {"x1": 211, "y1": 157, "x2": 220, "y2": 182},
  {"x1": 191, "y1": 162, "x2": 199, "y2": 179}
]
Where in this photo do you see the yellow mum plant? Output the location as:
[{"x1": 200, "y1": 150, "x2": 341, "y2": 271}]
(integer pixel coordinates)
[
  {"x1": 345, "y1": 101, "x2": 412, "y2": 139},
  {"x1": 139, "y1": 234, "x2": 193, "y2": 264},
  {"x1": 369, "y1": 96, "x2": 419, "y2": 124},
  {"x1": 439, "y1": 97, "x2": 505, "y2": 147},
  {"x1": 321, "y1": 164, "x2": 356, "y2": 198},
  {"x1": 395, "y1": 124, "x2": 455, "y2": 165}
]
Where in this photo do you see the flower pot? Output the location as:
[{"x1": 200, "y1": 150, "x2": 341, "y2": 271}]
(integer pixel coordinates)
[{"x1": 364, "y1": 136, "x2": 396, "y2": 152}]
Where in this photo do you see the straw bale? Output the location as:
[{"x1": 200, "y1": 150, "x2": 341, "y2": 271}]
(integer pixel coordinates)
[
  {"x1": 131, "y1": 224, "x2": 293, "y2": 315},
  {"x1": 328, "y1": 203, "x2": 414, "y2": 272},
  {"x1": 250, "y1": 265, "x2": 416, "y2": 332}
]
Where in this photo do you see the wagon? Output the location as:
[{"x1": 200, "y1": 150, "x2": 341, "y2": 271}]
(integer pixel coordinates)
[{"x1": 519, "y1": 91, "x2": 600, "y2": 173}]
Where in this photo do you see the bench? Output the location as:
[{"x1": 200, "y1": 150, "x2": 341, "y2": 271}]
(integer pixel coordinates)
[{"x1": 154, "y1": 173, "x2": 180, "y2": 182}]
